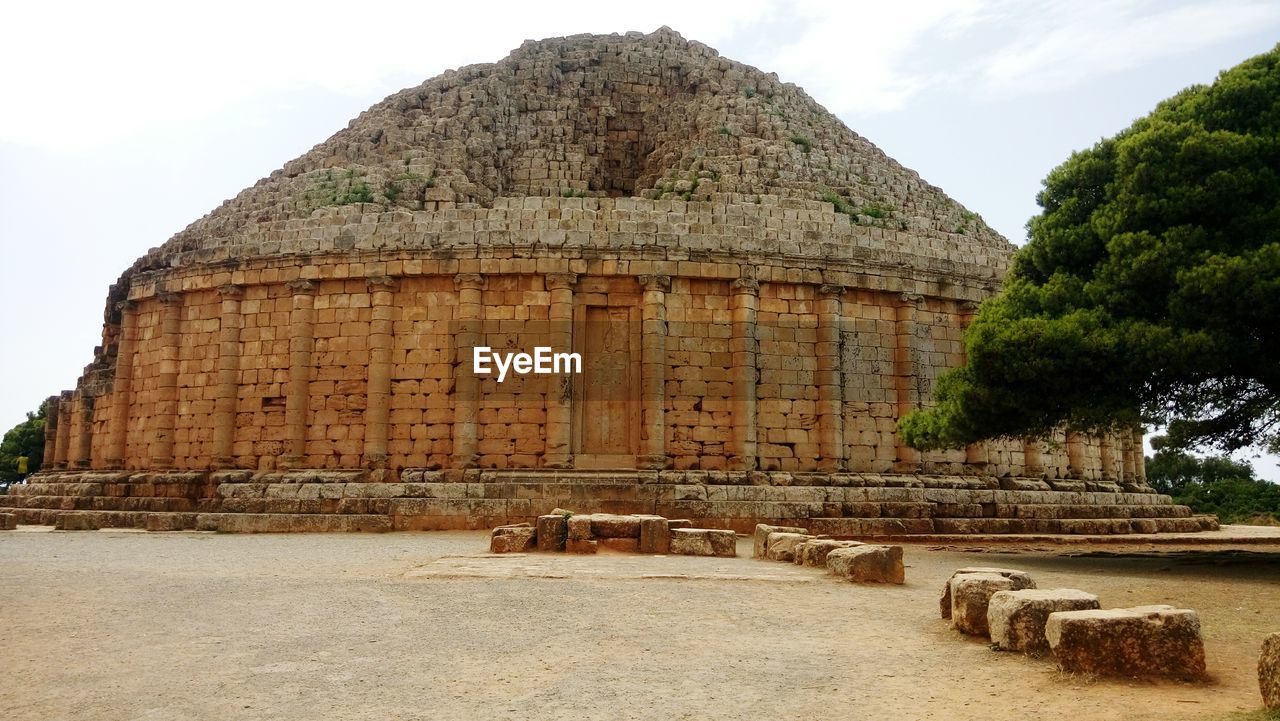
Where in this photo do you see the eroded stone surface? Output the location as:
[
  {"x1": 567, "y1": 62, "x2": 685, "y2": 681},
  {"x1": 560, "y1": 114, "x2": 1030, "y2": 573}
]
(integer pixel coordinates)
[
  {"x1": 940, "y1": 567, "x2": 1036, "y2": 619},
  {"x1": 1045, "y1": 605, "x2": 1207, "y2": 680},
  {"x1": 753, "y1": 524, "x2": 809, "y2": 559},
  {"x1": 795, "y1": 539, "x2": 862, "y2": 567},
  {"x1": 669, "y1": 528, "x2": 737, "y2": 557},
  {"x1": 950, "y1": 573, "x2": 1018, "y2": 636},
  {"x1": 765, "y1": 532, "x2": 814, "y2": 562},
  {"x1": 489, "y1": 523, "x2": 536, "y2": 553},
  {"x1": 825, "y1": 545, "x2": 904, "y2": 584},
  {"x1": 1261, "y1": 632, "x2": 1280, "y2": 709},
  {"x1": 988, "y1": 589, "x2": 1100, "y2": 654}
]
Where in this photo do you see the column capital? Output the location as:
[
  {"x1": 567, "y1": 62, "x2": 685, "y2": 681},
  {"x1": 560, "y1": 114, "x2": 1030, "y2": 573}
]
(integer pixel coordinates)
[
  {"x1": 959, "y1": 299, "x2": 981, "y2": 312},
  {"x1": 156, "y1": 290, "x2": 182, "y2": 305},
  {"x1": 287, "y1": 278, "x2": 319, "y2": 294},
  {"x1": 638, "y1": 274, "x2": 671, "y2": 292},
  {"x1": 731, "y1": 277, "x2": 759, "y2": 293},
  {"x1": 114, "y1": 299, "x2": 137, "y2": 313},
  {"x1": 216, "y1": 284, "x2": 245, "y2": 299},
  {"x1": 545, "y1": 272, "x2": 579, "y2": 291},
  {"x1": 898, "y1": 291, "x2": 924, "y2": 306},
  {"x1": 366, "y1": 275, "x2": 398, "y2": 291},
  {"x1": 818, "y1": 284, "x2": 846, "y2": 299},
  {"x1": 454, "y1": 273, "x2": 486, "y2": 290}
]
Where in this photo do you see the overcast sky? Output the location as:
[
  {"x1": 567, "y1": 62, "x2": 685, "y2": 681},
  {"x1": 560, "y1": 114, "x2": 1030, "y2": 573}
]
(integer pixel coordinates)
[{"x1": 1, "y1": 0, "x2": 1277, "y2": 477}]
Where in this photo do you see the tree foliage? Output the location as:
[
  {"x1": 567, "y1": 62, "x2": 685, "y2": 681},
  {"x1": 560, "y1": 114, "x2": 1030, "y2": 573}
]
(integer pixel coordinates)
[
  {"x1": 900, "y1": 45, "x2": 1280, "y2": 453},
  {"x1": 1146, "y1": 447, "x2": 1280, "y2": 524},
  {"x1": 0, "y1": 407, "x2": 46, "y2": 486}
]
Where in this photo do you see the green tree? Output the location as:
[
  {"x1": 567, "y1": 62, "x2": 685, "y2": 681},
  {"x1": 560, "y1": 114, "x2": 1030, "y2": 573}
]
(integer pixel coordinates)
[
  {"x1": 0, "y1": 407, "x2": 46, "y2": 486},
  {"x1": 900, "y1": 45, "x2": 1280, "y2": 454},
  {"x1": 1145, "y1": 446, "x2": 1280, "y2": 524}
]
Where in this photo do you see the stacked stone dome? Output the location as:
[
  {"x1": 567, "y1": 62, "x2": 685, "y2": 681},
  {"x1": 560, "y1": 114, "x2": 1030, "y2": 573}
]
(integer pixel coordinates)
[{"x1": 7, "y1": 29, "x2": 1211, "y2": 535}]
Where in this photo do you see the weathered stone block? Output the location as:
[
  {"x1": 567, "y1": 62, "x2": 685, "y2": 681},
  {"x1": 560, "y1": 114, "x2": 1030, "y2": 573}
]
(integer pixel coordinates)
[
  {"x1": 950, "y1": 572, "x2": 1016, "y2": 636},
  {"x1": 639, "y1": 517, "x2": 671, "y2": 553},
  {"x1": 535, "y1": 514, "x2": 568, "y2": 552},
  {"x1": 753, "y1": 523, "x2": 808, "y2": 559},
  {"x1": 0, "y1": 512, "x2": 16, "y2": 530},
  {"x1": 590, "y1": 514, "x2": 642, "y2": 538},
  {"x1": 669, "y1": 528, "x2": 736, "y2": 557},
  {"x1": 597, "y1": 537, "x2": 640, "y2": 553},
  {"x1": 765, "y1": 532, "x2": 813, "y2": 562},
  {"x1": 825, "y1": 545, "x2": 904, "y2": 584},
  {"x1": 565, "y1": 538, "x2": 598, "y2": 554},
  {"x1": 490, "y1": 523, "x2": 536, "y2": 553},
  {"x1": 566, "y1": 514, "x2": 591, "y2": 542},
  {"x1": 988, "y1": 589, "x2": 1100, "y2": 654},
  {"x1": 1261, "y1": 632, "x2": 1280, "y2": 710},
  {"x1": 795, "y1": 539, "x2": 862, "y2": 567},
  {"x1": 1045, "y1": 605, "x2": 1207, "y2": 680},
  {"x1": 940, "y1": 567, "x2": 1036, "y2": 619}
]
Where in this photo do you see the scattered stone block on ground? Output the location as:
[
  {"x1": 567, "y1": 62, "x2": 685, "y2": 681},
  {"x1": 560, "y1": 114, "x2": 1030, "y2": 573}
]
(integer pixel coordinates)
[
  {"x1": 1045, "y1": 605, "x2": 1208, "y2": 680},
  {"x1": 796, "y1": 539, "x2": 862, "y2": 567},
  {"x1": 950, "y1": 572, "x2": 1021, "y2": 636},
  {"x1": 589, "y1": 514, "x2": 642, "y2": 538},
  {"x1": 669, "y1": 528, "x2": 737, "y2": 557},
  {"x1": 765, "y1": 532, "x2": 814, "y2": 562},
  {"x1": 940, "y1": 567, "x2": 1036, "y2": 619},
  {"x1": 753, "y1": 524, "x2": 808, "y2": 559},
  {"x1": 1261, "y1": 632, "x2": 1280, "y2": 710},
  {"x1": 988, "y1": 589, "x2": 1100, "y2": 654},
  {"x1": 489, "y1": 523, "x2": 536, "y2": 553},
  {"x1": 565, "y1": 515, "x2": 596, "y2": 554},
  {"x1": 639, "y1": 517, "x2": 671, "y2": 554},
  {"x1": 535, "y1": 514, "x2": 567, "y2": 552},
  {"x1": 825, "y1": 545, "x2": 904, "y2": 584}
]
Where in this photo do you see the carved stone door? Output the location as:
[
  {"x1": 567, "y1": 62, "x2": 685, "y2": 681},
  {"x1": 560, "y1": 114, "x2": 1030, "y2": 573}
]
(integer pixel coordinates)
[{"x1": 573, "y1": 305, "x2": 640, "y2": 467}]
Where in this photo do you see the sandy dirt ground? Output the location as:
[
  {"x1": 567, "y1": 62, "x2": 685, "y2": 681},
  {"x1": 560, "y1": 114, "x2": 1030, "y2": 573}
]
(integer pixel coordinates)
[{"x1": 2, "y1": 529, "x2": 1277, "y2": 721}]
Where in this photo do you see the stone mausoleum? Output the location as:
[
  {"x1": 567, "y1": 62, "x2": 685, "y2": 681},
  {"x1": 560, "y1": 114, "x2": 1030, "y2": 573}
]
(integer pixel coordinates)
[{"x1": 6, "y1": 29, "x2": 1211, "y2": 534}]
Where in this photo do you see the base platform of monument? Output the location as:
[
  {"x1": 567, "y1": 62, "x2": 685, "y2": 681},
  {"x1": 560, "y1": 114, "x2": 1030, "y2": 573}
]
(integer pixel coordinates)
[{"x1": 1, "y1": 469, "x2": 1216, "y2": 535}]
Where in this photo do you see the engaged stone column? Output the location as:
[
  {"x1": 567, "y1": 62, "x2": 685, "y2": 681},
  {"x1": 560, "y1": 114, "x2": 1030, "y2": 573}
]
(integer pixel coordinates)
[
  {"x1": 816, "y1": 284, "x2": 846, "y2": 472},
  {"x1": 281, "y1": 279, "x2": 317, "y2": 470},
  {"x1": 544, "y1": 272, "x2": 577, "y2": 469},
  {"x1": 210, "y1": 285, "x2": 244, "y2": 469},
  {"x1": 728, "y1": 277, "x2": 759, "y2": 472},
  {"x1": 1098, "y1": 432, "x2": 1117, "y2": 481},
  {"x1": 54, "y1": 390, "x2": 72, "y2": 470},
  {"x1": 364, "y1": 276, "x2": 397, "y2": 470},
  {"x1": 105, "y1": 300, "x2": 137, "y2": 469},
  {"x1": 1132, "y1": 428, "x2": 1147, "y2": 483},
  {"x1": 41, "y1": 395, "x2": 59, "y2": 469},
  {"x1": 71, "y1": 391, "x2": 93, "y2": 469},
  {"x1": 1120, "y1": 427, "x2": 1138, "y2": 483},
  {"x1": 893, "y1": 293, "x2": 923, "y2": 473},
  {"x1": 637, "y1": 275, "x2": 670, "y2": 470},
  {"x1": 1022, "y1": 439, "x2": 1044, "y2": 477},
  {"x1": 452, "y1": 273, "x2": 485, "y2": 468},
  {"x1": 150, "y1": 292, "x2": 182, "y2": 469},
  {"x1": 1065, "y1": 431, "x2": 1086, "y2": 479}
]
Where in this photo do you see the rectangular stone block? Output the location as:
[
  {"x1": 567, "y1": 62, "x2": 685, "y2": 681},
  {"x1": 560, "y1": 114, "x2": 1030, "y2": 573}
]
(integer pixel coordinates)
[
  {"x1": 536, "y1": 514, "x2": 567, "y2": 552},
  {"x1": 825, "y1": 545, "x2": 904, "y2": 584},
  {"x1": 490, "y1": 523, "x2": 536, "y2": 553},
  {"x1": 752, "y1": 523, "x2": 808, "y2": 558},
  {"x1": 940, "y1": 567, "x2": 1036, "y2": 619},
  {"x1": 639, "y1": 517, "x2": 671, "y2": 553},
  {"x1": 669, "y1": 528, "x2": 736, "y2": 557},
  {"x1": 1046, "y1": 606, "x2": 1207, "y2": 680},
  {"x1": 988, "y1": 589, "x2": 1100, "y2": 654}
]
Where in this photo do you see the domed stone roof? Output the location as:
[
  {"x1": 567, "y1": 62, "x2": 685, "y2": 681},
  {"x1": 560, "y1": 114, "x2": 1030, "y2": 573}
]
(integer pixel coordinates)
[{"x1": 126, "y1": 27, "x2": 1010, "y2": 277}]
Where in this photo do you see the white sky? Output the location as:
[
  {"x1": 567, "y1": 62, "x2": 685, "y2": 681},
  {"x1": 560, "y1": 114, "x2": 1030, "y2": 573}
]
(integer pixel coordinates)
[{"x1": 1, "y1": 0, "x2": 1277, "y2": 478}]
